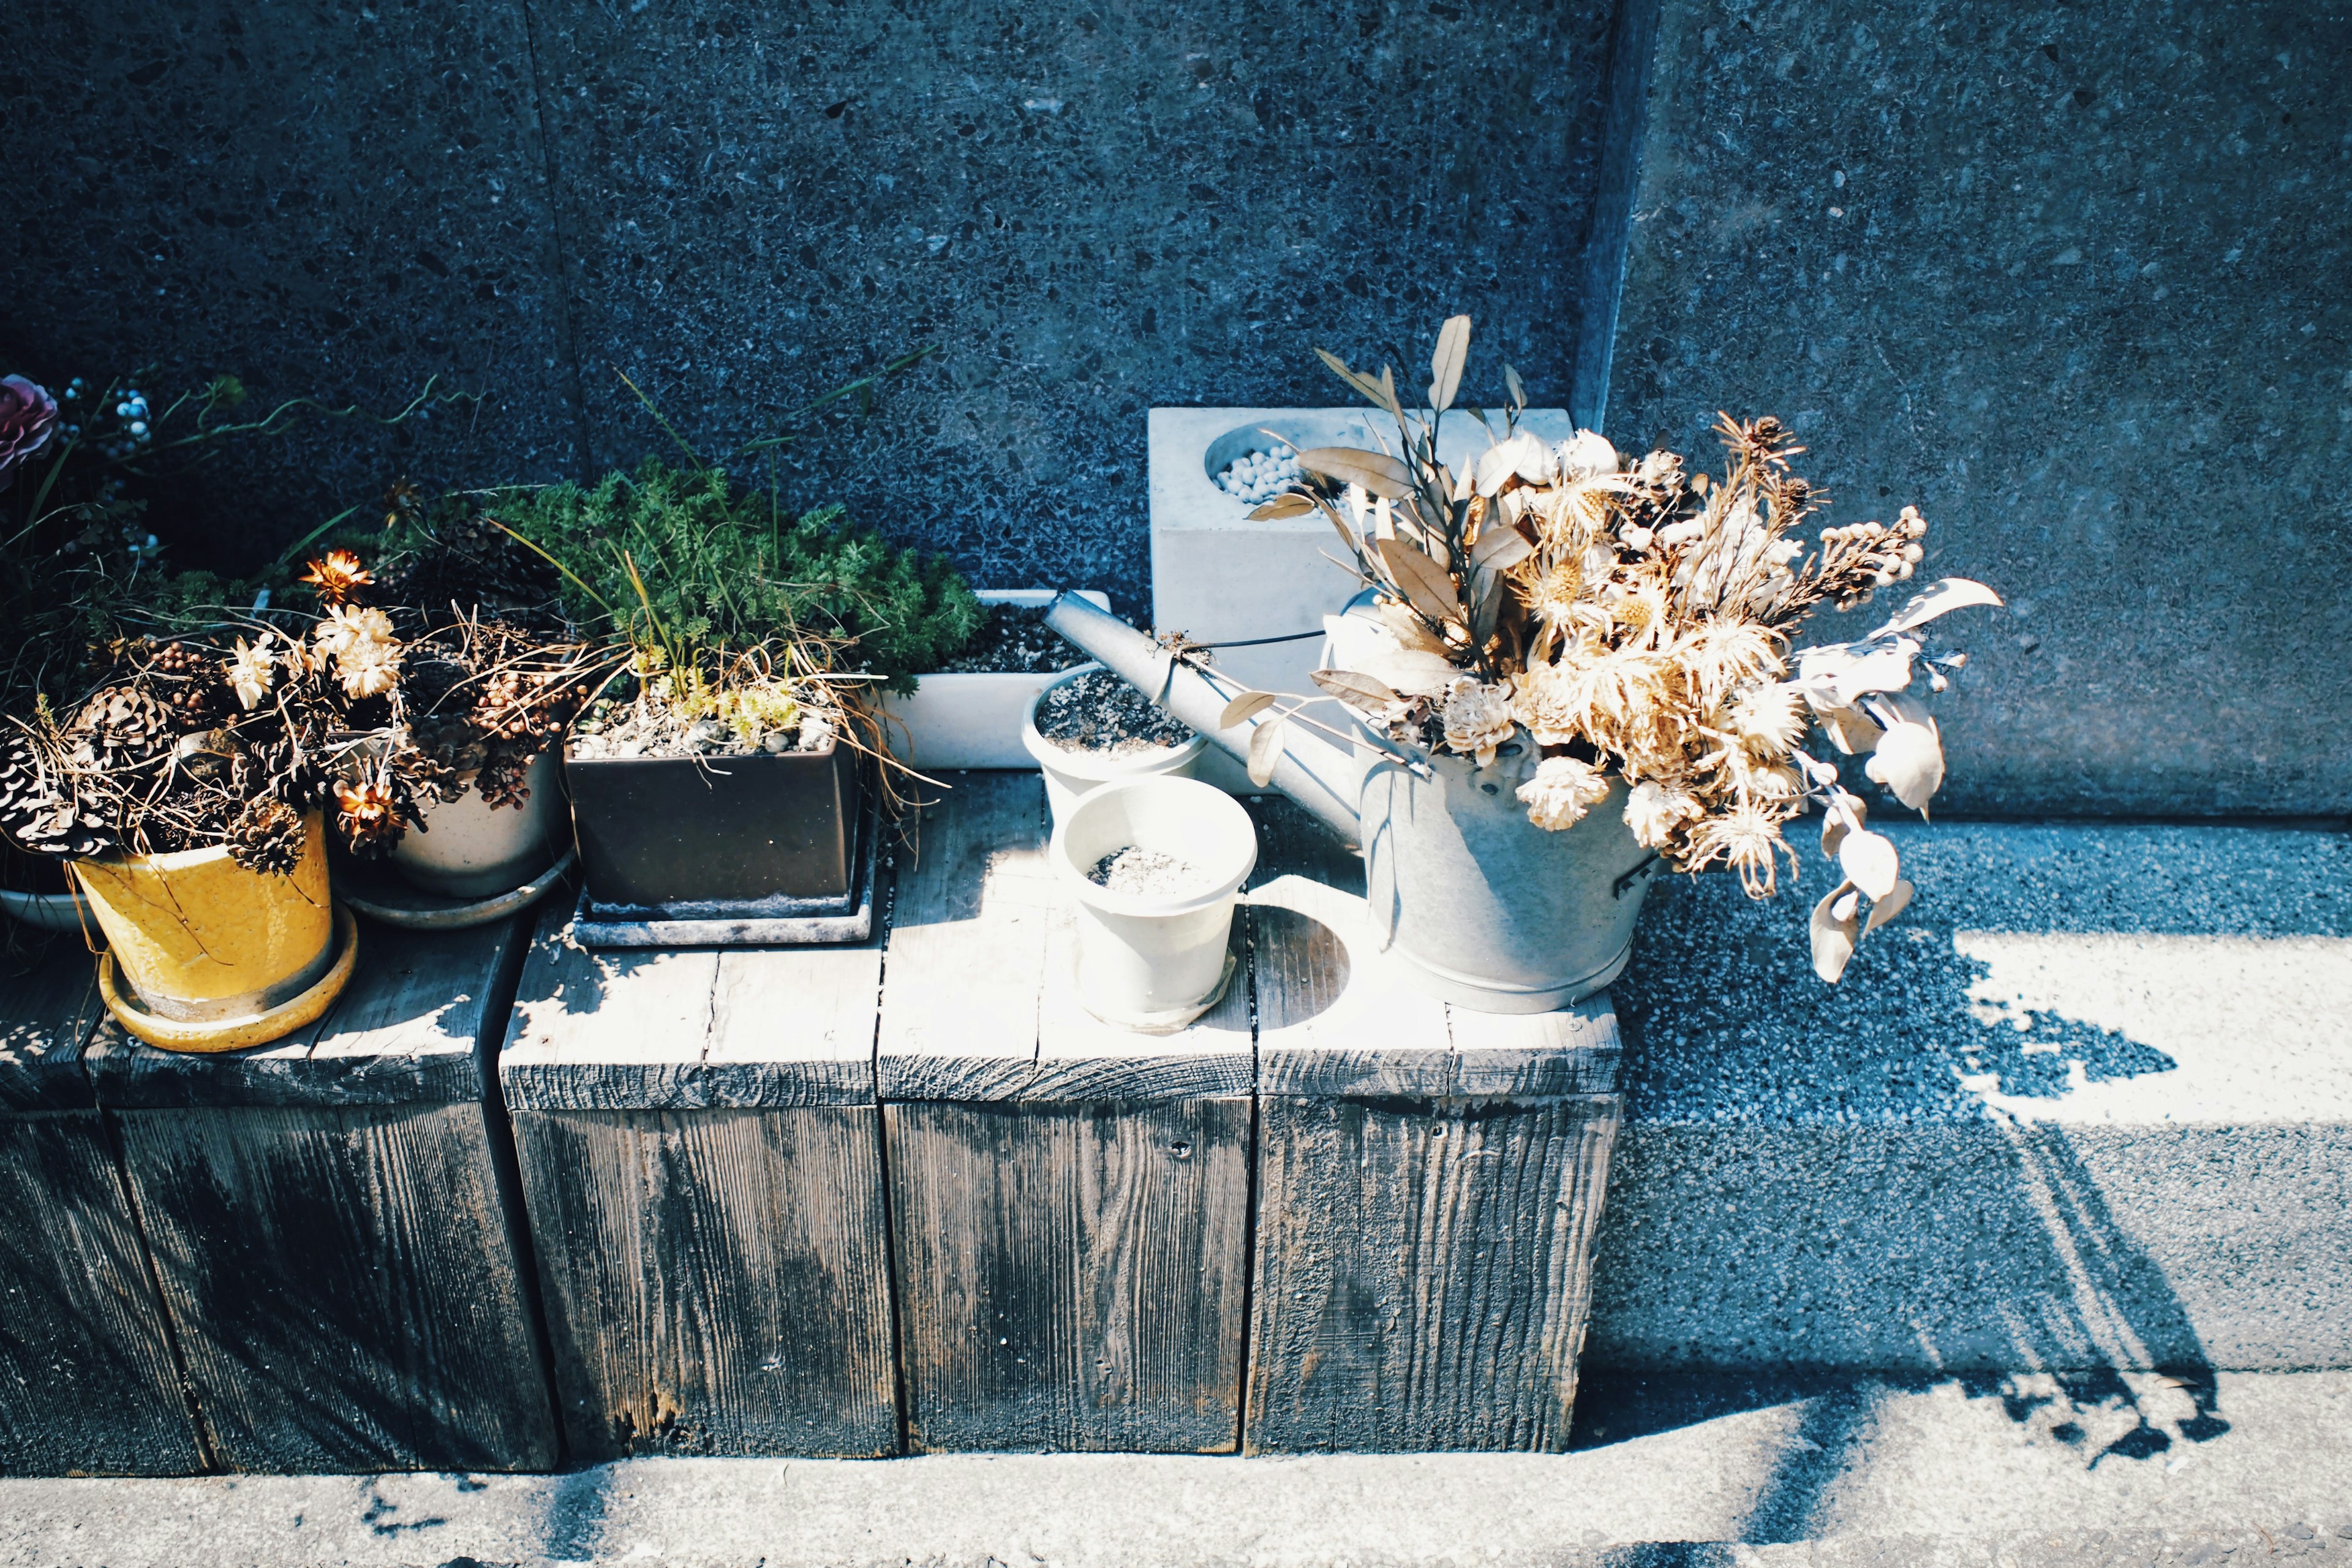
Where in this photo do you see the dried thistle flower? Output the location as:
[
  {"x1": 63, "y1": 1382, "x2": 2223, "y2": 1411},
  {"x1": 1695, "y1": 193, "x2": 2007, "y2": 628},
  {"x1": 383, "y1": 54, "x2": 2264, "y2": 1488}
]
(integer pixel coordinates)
[{"x1": 299, "y1": 548, "x2": 375, "y2": 606}]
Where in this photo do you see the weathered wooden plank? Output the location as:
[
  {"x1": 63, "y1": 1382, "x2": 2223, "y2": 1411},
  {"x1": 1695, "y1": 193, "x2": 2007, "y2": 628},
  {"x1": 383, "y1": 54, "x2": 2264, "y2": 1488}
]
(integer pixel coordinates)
[
  {"x1": 888, "y1": 1096, "x2": 1251, "y2": 1453},
  {"x1": 113, "y1": 1099, "x2": 555, "y2": 1472},
  {"x1": 0, "y1": 946, "x2": 205, "y2": 1476},
  {"x1": 1245, "y1": 1092, "x2": 1621, "y2": 1454},
  {"x1": 876, "y1": 774, "x2": 1052, "y2": 1101},
  {"x1": 82, "y1": 916, "x2": 557, "y2": 1472},
  {"x1": 499, "y1": 902, "x2": 894, "y2": 1458},
  {"x1": 1245, "y1": 799, "x2": 1452, "y2": 1098},
  {"x1": 0, "y1": 951, "x2": 104, "y2": 1112},
  {"x1": 84, "y1": 921, "x2": 518, "y2": 1109},
  {"x1": 510, "y1": 1105, "x2": 895, "y2": 1459},
  {"x1": 499, "y1": 918, "x2": 720, "y2": 1110},
  {"x1": 1448, "y1": 999, "x2": 1621, "y2": 1097},
  {"x1": 1029, "y1": 899, "x2": 1254, "y2": 1102}
]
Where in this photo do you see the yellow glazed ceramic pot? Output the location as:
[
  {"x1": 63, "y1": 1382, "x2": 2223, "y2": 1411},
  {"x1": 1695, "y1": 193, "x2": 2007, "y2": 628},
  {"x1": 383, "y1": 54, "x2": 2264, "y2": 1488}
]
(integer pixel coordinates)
[{"x1": 70, "y1": 810, "x2": 348, "y2": 1048}]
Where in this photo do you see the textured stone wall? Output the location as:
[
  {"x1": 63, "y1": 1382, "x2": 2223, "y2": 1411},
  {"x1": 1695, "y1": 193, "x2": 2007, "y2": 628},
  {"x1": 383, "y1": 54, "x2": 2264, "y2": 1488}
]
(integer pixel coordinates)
[
  {"x1": 1609, "y1": 0, "x2": 2352, "y2": 816},
  {"x1": 0, "y1": 0, "x2": 1619, "y2": 602}
]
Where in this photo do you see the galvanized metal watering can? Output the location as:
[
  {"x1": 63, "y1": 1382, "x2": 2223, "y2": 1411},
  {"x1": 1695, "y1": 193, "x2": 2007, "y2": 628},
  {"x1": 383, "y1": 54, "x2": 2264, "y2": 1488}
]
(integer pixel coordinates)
[{"x1": 1043, "y1": 592, "x2": 1658, "y2": 1013}]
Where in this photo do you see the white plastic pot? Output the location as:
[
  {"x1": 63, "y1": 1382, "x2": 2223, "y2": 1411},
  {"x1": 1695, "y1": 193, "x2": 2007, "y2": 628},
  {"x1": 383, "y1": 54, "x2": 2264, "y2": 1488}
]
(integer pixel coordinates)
[
  {"x1": 1022, "y1": 662, "x2": 1210, "y2": 829},
  {"x1": 882, "y1": 589, "x2": 1111, "y2": 771},
  {"x1": 390, "y1": 750, "x2": 568, "y2": 899},
  {"x1": 1050, "y1": 776, "x2": 1257, "y2": 1031}
]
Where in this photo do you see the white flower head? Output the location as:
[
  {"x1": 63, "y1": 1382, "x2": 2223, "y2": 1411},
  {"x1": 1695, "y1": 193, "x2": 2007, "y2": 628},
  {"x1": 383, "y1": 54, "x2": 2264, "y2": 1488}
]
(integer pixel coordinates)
[
  {"x1": 1729, "y1": 684, "x2": 1809, "y2": 758},
  {"x1": 225, "y1": 633, "x2": 277, "y2": 711},
  {"x1": 1622, "y1": 778, "x2": 1703, "y2": 849},
  {"x1": 315, "y1": 605, "x2": 396, "y2": 660},
  {"x1": 336, "y1": 636, "x2": 402, "y2": 699},
  {"x1": 1441, "y1": 677, "x2": 1517, "y2": 767},
  {"x1": 1556, "y1": 429, "x2": 1620, "y2": 481},
  {"x1": 1518, "y1": 755, "x2": 1613, "y2": 832}
]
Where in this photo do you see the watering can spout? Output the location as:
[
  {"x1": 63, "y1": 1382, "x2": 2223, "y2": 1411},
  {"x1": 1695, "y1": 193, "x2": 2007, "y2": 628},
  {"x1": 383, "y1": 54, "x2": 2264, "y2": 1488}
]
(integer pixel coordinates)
[{"x1": 1042, "y1": 592, "x2": 1368, "y2": 848}]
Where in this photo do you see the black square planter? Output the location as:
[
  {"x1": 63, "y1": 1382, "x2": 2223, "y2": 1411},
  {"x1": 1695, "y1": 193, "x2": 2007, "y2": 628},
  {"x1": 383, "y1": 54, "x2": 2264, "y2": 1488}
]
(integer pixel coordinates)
[{"x1": 564, "y1": 740, "x2": 861, "y2": 911}]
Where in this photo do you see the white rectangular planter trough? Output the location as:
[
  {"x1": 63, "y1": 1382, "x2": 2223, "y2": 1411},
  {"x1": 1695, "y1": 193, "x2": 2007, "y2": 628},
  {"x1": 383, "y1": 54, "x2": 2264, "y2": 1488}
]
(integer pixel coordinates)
[
  {"x1": 883, "y1": 590, "x2": 1112, "y2": 771},
  {"x1": 1148, "y1": 406, "x2": 1573, "y2": 791}
]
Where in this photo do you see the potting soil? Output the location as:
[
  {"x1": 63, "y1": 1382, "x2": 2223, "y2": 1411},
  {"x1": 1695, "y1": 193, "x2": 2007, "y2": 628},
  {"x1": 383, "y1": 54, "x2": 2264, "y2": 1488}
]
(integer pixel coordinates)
[
  {"x1": 570, "y1": 695, "x2": 836, "y2": 760},
  {"x1": 935, "y1": 603, "x2": 1088, "y2": 673},
  {"x1": 1087, "y1": 845, "x2": 1212, "y2": 898},
  {"x1": 1036, "y1": 670, "x2": 1194, "y2": 756}
]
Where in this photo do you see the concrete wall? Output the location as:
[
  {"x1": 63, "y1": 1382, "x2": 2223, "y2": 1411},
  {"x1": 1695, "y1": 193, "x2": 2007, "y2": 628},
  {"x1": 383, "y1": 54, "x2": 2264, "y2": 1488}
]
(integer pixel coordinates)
[
  {"x1": 6, "y1": 0, "x2": 2346, "y2": 812},
  {"x1": 0, "y1": 0, "x2": 1619, "y2": 598},
  {"x1": 1607, "y1": 0, "x2": 2352, "y2": 816}
]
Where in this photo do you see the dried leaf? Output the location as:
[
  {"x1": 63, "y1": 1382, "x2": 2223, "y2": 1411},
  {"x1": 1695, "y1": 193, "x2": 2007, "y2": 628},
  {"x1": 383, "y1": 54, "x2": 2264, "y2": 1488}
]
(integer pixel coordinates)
[
  {"x1": 1377, "y1": 536, "x2": 1462, "y2": 623},
  {"x1": 1474, "y1": 431, "x2": 1555, "y2": 496},
  {"x1": 1819, "y1": 704, "x2": 1885, "y2": 755},
  {"x1": 1378, "y1": 364, "x2": 1403, "y2": 423},
  {"x1": 1349, "y1": 646, "x2": 1460, "y2": 698},
  {"x1": 1310, "y1": 668, "x2": 1402, "y2": 709},
  {"x1": 1248, "y1": 493, "x2": 1314, "y2": 521},
  {"x1": 1470, "y1": 565, "x2": 1506, "y2": 643},
  {"x1": 1298, "y1": 447, "x2": 1415, "y2": 500},
  {"x1": 1838, "y1": 827, "x2": 1901, "y2": 901},
  {"x1": 1379, "y1": 600, "x2": 1450, "y2": 655},
  {"x1": 1863, "y1": 877, "x2": 1915, "y2": 934},
  {"x1": 1503, "y1": 363, "x2": 1527, "y2": 413},
  {"x1": 1869, "y1": 577, "x2": 2005, "y2": 639},
  {"x1": 1315, "y1": 348, "x2": 1389, "y2": 410},
  {"x1": 1320, "y1": 498, "x2": 1366, "y2": 563},
  {"x1": 1427, "y1": 314, "x2": 1472, "y2": 412},
  {"x1": 1219, "y1": 691, "x2": 1278, "y2": 728},
  {"x1": 1831, "y1": 643, "x2": 1917, "y2": 704},
  {"x1": 1811, "y1": 880, "x2": 1861, "y2": 984},
  {"x1": 1248, "y1": 712, "x2": 1289, "y2": 788},
  {"x1": 1863, "y1": 720, "x2": 1945, "y2": 812},
  {"x1": 1470, "y1": 524, "x2": 1534, "y2": 575},
  {"x1": 1819, "y1": 790, "x2": 1867, "y2": 858},
  {"x1": 1831, "y1": 887, "x2": 1862, "y2": 923}
]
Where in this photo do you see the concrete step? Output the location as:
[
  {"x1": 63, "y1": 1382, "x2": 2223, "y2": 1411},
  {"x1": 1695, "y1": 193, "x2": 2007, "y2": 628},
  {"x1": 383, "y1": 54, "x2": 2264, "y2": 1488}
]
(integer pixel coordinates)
[
  {"x1": 2, "y1": 1370, "x2": 2347, "y2": 1566},
  {"x1": 1592, "y1": 821, "x2": 2352, "y2": 1376}
]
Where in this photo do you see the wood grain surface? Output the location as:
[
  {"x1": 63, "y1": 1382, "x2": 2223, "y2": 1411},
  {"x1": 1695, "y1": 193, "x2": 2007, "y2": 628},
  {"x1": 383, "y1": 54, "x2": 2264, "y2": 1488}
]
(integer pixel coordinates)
[
  {"x1": 0, "y1": 945, "x2": 204, "y2": 1476},
  {"x1": 87, "y1": 916, "x2": 557, "y2": 1472},
  {"x1": 881, "y1": 774, "x2": 1255, "y2": 1451},
  {"x1": 1240, "y1": 797, "x2": 1626, "y2": 1454},
  {"x1": 500, "y1": 903, "x2": 896, "y2": 1458}
]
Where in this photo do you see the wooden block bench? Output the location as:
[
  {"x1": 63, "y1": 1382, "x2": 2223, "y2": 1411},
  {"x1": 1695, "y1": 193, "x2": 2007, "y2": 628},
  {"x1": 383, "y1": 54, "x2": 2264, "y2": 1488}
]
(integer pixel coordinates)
[
  {"x1": 878, "y1": 772, "x2": 1254, "y2": 1452},
  {"x1": 0, "y1": 940, "x2": 205, "y2": 1475},
  {"x1": 499, "y1": 921, "x2": 897, "y2": 1460},
  {"x1": 1241, "y1": 802, "x2": 1624, "y2": 1453},
  {"x1": 81, "y1": 916, "x2": 558, "y2": 1474}
]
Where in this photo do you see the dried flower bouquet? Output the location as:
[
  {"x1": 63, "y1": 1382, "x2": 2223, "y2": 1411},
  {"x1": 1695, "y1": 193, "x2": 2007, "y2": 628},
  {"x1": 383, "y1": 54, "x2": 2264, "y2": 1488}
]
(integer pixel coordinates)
[{"x1": 1230, "y1": 316, "x2": 2002, "y2": 982}]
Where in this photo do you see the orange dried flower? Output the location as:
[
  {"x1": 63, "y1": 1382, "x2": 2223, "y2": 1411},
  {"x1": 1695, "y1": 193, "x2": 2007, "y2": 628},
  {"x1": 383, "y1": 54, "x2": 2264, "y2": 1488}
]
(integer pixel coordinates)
[
  {"x1": 333, "y1": 775, "x2": 402, "y2": 851},
  {"x1": 299, "y1": 549, "x2": 374, "y2": 606}
]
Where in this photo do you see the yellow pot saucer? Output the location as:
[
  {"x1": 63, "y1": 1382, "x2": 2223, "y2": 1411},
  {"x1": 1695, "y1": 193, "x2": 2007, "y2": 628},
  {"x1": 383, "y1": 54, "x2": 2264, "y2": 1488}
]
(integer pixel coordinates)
[{"x1": 97, "y1": 905, "x2": 360, "y2": 1054}]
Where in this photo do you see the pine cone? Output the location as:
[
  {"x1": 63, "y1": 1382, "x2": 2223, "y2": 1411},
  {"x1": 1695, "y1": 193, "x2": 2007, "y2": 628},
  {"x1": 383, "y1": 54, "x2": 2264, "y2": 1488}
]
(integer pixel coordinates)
[
  {"x1": 385, "y1": 512, "x2": 558, "y2": 612},
  {"x1": 67, "y1": 686, "x2": 175, "y2": 772},
  {"x1": 226, "y1": 797, "x2": 306, "y2": 877},
  {"x1": 0, "y1": 731, "x2": 111, "y2": 858}
]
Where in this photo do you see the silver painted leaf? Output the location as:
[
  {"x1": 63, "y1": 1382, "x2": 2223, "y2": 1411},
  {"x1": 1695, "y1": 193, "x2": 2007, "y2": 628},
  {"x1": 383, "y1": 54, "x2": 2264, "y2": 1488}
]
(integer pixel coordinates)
[
  {"x1": 1863, "y1": 720, "x2": 1945, "y2": 812},
  {"x1": 1863, "y1": 877, "x2": 1915, "y2": 935},
  {"x1": 1811, "y1": 880, "x2": 1861, "y2": 984},
  {"x1": 1838, "y1": 827, "x2": 1902, "y2": 901},
  {"x1": 1869, "y1": 577, "x2": 2005, "y2": 639}
]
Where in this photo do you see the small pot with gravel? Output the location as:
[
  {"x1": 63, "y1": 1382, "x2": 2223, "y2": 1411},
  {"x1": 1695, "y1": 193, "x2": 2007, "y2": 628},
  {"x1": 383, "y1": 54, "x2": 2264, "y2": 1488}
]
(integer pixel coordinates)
[
  {"x1": 1050, "y1": 775, "x2": 1257, "y2": 1032},
  {"x1": 880, "y1": 589, "x2": 1111, "y2": 771},
  {"x1": 1021, "y1": 662, "x2": 1210, "y2": 828}
]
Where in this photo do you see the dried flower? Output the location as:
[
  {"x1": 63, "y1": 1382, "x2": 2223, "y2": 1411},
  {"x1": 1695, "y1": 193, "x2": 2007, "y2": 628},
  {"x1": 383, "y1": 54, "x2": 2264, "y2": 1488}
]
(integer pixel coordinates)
[
  {"x1": 334, "y1": 774, "x2": 403, "y2": 853},
  {"x1": 1517, "y1": 755, "x2": 1611, "y2": 831},
  {"x1": 1685, "y1": 804, "x2": 1799, "y2": 898},
  {"x1": 315, "y1": 604, "x2": 396, "y2": 659},
  {"x1": 1728, "y1": 684, "x2": 1807, "y2": 758},
  {"x1": 1441, "y1": 677, "x2": 1517, "y2": 767},
  {"x1": 337, "y1": 637, "x2": 403, "y2": 699},
  {"x1": 299, "y1": 549, "x2": 375, "y2": 606},
  {"x1": 1622, "y1": 778, "x2": 1702, "y2": 850},
  {"x1": 0, "y1": 375, "x2": 59, "y2": 484},
  {"x1": 225, "y1": 635, "x2": 277, "y2": 710}
]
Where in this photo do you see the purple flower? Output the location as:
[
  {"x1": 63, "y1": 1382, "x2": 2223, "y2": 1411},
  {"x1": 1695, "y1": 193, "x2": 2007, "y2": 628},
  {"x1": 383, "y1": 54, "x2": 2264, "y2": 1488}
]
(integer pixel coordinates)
[{"x1": 0, "y1": 376, "x2": 61, "y2": 486}]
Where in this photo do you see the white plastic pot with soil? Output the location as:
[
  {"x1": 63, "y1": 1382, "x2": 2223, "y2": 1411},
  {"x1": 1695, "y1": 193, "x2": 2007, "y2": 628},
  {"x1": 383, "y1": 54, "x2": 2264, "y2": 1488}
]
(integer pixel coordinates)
[
  {"x1": 881, "y1": 589, "x2": 1110, "y2": 771},
  {"x1": 1050, "y1": 775, "x2": 1258, "y2": 1031},
  {"x1": 1020, "y1": 662, "x2": 1208, "y2": 829}
]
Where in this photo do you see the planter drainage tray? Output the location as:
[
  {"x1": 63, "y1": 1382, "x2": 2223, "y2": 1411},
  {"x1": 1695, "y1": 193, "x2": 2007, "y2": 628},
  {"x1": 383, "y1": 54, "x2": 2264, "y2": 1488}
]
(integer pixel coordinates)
[
  {"x1": 569, "y1": 786, "x2": 878, "y2": 948},
  {"x1": 339, "y1": 848, "x2": 579, "y2": 932}
]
